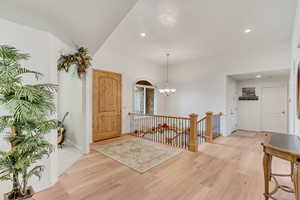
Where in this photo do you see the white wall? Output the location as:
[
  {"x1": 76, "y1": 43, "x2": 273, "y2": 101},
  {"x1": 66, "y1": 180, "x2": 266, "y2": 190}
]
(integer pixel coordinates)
[
  {"x1": 85, "y1": 9, "x2": 166, "y2": 142},
  {"x1": 58, "y1": 70, "x2": 88, "y2": 153},
  {"x1": 49, "y1": 33, "x2": 89, "y2": 155},
  {"x1": 0, "y1": 14, "x2": 166, "y2": 198},
  {"x1": 236, "y1": 77, "x2": 289, "y2": 132},
  {"x1": 0, "y1": 18, "x2": 59, "y2": 197},
  {"x1": 291, "y1": 0, "x2": 300, "y2": 136},
  {"x1": 89, "y1": 48, "x2": 165, "y2": 139},
  {"x1": 166, "y1": 41, "x2": 291, "y2": 135},
  {"x1": 0, "y1": 18, "x2": 88, "y2": 199},
  {"x1": 226, "y1": 77, "x2": 238, "y2": 135}
]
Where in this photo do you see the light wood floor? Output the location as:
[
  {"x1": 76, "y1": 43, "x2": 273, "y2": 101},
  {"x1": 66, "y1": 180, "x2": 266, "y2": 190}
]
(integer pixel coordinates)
[{"x1": 35, "y1": 134, "x2": 295, "y2": 200}]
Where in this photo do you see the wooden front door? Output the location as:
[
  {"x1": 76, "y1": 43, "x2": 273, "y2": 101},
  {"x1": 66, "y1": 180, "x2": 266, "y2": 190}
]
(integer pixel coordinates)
[{"x1": 93, "y1": 69, "x2": 122, "y2": 142}]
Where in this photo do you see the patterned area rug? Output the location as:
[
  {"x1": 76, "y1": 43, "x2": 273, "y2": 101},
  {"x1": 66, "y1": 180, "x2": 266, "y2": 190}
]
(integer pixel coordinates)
[{"x1": 95, "y1": 139, "x2": 182, "y2": 173}]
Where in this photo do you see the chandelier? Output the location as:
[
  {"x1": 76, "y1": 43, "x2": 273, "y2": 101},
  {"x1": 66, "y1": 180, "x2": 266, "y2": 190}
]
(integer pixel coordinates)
[{"x1": 159, "y1": 53, "x2": 176, "y2": 96}]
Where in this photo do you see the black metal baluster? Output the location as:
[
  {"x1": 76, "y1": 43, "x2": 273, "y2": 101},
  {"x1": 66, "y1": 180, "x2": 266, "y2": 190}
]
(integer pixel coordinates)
[
  {"x1": 177, "y1": 118, "x2": 180, "y2": 148},
  {"x1": 219, "y1": 114, "x2": 221, "y2": 135},
  {"x1": 131, "y1": 115, "x2": 132, "y2": 136},
  {"x1": 182, "y1": 119, "x2": 184, "y2": 148},
  {"x1": 183, "y1": 119, "x2": 185, "y2": 149},
  {"x1": 155, "y1": 116, "x2": 157, "y2": 142},
  {"x1": 137, "y1": 116, "x2": 139, "y2": 137},
  {"x1": 171, "y1": 118, "x2": 173, "y2": 145},
  {"x1": 173, "y1": 118, "x2": 176, "y2": 147},
  {"x1": 158, "y1": 116, "x2": 161, "y2": 144},
  {"x1": 150, "y1": 116, "x2": 152, "y2": 140},
  {"x1": 140, "y1": 116, "x2": 143, "y2": 138},
  {"x1": 167, "y1": 117, "x2": 170, "y2": 145},
  {"x1": 139, "y1": 116, "x2": 141, "y2": 138},
  {"x1": 162, "y1": 116, "x2": 164, "y2": 144},
  {"x1": 156, "y1": 116, "x2": 158, "y2": 143},
  {"x1": 144, "y1": 116, "x2": 146, "y2": 138},
  {"x1": 187, "y1": 119, "x2": 189, "y2": 148},
  {"x1": 201, "y1": 120, "x2": 203, "y2": 144},
  {"x1": 173, "y1": 118, "x2": 175, "y2": 146},
  {"x1": 186, "y1": 119, "x2": 188, "y2": 149},
  {"x1": 176, "y1": 118, "x2": 178, "y2": 147},
  {"x1": 159, "y1": 116, "x2": 161, "y2": 143},
  {"x1": 163, "y1": 117, "x2": 168, "y2": 144},
  {"x1": 183, "y1": 119, "x2": 185, "y2": 148},
  {"x1": 157, "y1": 116, "x2": 159, "y2": 143},
  {"x1": 155, "y1": 116, "x2": 157, "y2": 143},
  {"x1": 188, "y1": 119, "x2": 191, "y2": 149},
  {"x1": 199, "y1": 120, "x2": 201, "y2": 144},
  {"x1": 152, "y1": 116, "x2": 156, "y2": 141}
]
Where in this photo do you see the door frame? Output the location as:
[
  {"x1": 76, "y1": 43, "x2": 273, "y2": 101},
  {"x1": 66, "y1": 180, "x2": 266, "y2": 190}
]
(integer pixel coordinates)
[{"x1": 92, "y1": 69, "x2": 122, "y2": 142}]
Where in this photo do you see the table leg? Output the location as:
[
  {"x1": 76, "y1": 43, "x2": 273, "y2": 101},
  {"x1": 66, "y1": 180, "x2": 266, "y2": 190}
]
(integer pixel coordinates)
[
  {"x1": 294, "y1": 163, "x2": 300, "y2": 200},
  {"x1": 263, "y1": 153, "x2": 271, "y2": 200}
]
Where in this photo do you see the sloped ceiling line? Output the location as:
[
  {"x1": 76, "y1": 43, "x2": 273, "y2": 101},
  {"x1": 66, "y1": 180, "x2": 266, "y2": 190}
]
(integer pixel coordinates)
[{"x1": 0, "y1": 0, "x2": 140, "y2": 54}]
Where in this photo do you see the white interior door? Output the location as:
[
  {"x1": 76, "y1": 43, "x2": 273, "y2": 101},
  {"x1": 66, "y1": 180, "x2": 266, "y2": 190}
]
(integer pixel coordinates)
[{"x1": 261, "y1": 86, "x2": 287, "y2": 134}]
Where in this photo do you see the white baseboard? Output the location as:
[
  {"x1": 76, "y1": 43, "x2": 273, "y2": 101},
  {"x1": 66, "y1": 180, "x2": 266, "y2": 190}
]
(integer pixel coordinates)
[
  {"x1": 236, "y1": 129, "x2": 262, "y2": 133},
  {"x1": 64, "y1": 138, "x2": 83, "y2": 153}
]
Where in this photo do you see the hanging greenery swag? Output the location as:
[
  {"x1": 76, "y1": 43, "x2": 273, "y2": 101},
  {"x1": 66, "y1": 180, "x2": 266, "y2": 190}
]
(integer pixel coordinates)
[{"x1": 57, "y1": 47, "x2": 92, "y2": 78}]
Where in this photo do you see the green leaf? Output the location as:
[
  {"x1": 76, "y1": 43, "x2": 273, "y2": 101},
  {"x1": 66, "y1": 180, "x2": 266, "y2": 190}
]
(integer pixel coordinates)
[{"x1": 0, "y1": 45, "x2": 57, "y2": 192}]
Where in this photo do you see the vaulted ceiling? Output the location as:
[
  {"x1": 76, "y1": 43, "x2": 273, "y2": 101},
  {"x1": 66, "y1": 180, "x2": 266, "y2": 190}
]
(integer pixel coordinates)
[
  {"x1": 0, "y1": 0, "x2": 297, "y2": 62},
  {"x1": 104, "y1": 0, "x2": 298, "y2": 64},
  {"x1": 0, "y1": 0, "x2": 139, "y2": 54}
]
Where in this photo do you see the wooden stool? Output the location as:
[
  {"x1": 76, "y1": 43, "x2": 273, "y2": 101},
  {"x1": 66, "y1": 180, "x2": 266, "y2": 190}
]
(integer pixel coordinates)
[{"x1": 262, "y1": 133, "x2": 300, "y2": 200}]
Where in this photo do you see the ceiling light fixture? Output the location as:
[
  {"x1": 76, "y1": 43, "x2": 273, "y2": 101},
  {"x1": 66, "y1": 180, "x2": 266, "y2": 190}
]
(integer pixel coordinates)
[
  {"x1": 244, "y1": 28, "x2": 252, "y2": 34},
  {"x1": 256, "y1": 75, "x2": 262, "y2": 78},
  {"x1": 140, "y1": 32, "x2": 146, "y2": 37},
  {"x1": 159, "y1": 53, "x2": 176, "y2": 96}
]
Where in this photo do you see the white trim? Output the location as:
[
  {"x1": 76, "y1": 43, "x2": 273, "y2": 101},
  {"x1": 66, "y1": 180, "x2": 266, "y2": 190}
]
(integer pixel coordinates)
[
  {"x1": 135, "y1": 84, "x2": 155, "y2": 89},
  {"x1": 86, "y1": 67, "x2": 93, "y2": 145},
  {"x1": 64, "y1": 138, "x2": 83, "y2": 153},
  {"x1": 133, "y1": 82, "x2": 157, "y2": 115}
]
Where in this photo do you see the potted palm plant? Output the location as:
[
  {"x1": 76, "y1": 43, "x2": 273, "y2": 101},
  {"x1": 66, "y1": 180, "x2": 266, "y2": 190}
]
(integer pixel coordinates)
[{"x1": 0, "y1": 45, "x2": 57, "y2": 200}]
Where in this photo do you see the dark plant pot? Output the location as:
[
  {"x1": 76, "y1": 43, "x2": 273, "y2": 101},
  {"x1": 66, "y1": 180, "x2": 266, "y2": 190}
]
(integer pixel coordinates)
[{"x1": 4, "y1": 186, "x2": 34, "y2": 200}]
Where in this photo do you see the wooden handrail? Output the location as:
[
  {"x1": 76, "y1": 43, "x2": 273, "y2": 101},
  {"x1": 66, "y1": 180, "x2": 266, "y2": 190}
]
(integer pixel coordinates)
[
  {"x1": 197, "y1": 116, "x2": 206, "y2": 124},
  {"x1": 197, "y1": 112, "x2": 223, "y2": 123},
  {"x1": 128, "y1": 112, "x2": 190, "y2": 120},
  {"x1": 213, "y1": 112, "x2": 223, "y2": 117}
]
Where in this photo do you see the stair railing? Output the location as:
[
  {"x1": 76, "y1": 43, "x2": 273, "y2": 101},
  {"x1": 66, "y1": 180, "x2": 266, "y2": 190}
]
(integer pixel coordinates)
[
  {"x1": 197, "y1": 112, "x2": 213, "y2": 144},
  {"x1": 128, "y1": 111, "x2": 222, "y2": 152}
]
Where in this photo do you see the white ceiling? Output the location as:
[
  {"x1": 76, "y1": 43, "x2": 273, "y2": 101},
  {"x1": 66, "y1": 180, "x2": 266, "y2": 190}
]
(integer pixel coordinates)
[
  {"x1": 104, "y1": 0, "x2": 297, "y2": 64},
  {"x1": 0, "y1": 0, "x2": 297, "y2": 61},
  {"x1": 0, "y1": 0, "x2": 139, "y2": 54},
  {"x1": 229, "y1": 69, "x2": 290, "y2": 81}
]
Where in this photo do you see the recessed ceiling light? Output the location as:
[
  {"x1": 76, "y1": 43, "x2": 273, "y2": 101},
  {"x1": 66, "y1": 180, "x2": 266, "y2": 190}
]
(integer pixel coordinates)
[
  {"x1": 256, "y1": 75, "x2": 262, "y2": 78},
  {"x1": 244, "y1": 29, "x2": 252, "y2": 34},
  {"x1": 140, "y1": 32, "x2": 146, "y2": 37}
]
